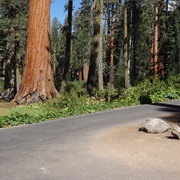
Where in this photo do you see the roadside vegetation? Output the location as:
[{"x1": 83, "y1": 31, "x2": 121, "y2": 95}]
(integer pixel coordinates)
[{"x1": 0, "y1": 75, "x2": 179, "y2": 128}]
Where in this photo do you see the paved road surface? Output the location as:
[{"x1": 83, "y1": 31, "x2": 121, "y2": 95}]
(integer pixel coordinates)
[{"x1": 0, "y1": 100, "x2": 180, "y2": 179}]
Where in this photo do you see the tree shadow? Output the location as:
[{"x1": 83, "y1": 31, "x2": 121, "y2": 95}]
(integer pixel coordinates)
[
  {"x1": 152, "y1": 102, "x2": 180, "y2": 113},
  {"x1": 166, "y1": 136, "x2": 179, "y2": 140},
  {"x1": 150, "y1": 102, "x2": 180, "y2": 125}
]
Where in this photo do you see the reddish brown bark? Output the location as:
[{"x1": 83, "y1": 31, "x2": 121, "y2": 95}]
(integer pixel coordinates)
[
  {"x1": 13, "y1": 0, "x2": 59, "y2": 104},
  {"x1": 108, "y1": 4, "x2": 115, "y2": 90},
  {"x1": 153, "y1": 5, "x2": 159, "y2": 80},
  {"x1": 110, "y1": 6, "x2": 114, "y2": 86},
  {"x1": 77, "y1": 61, "x2": 89, "y2": 82}
]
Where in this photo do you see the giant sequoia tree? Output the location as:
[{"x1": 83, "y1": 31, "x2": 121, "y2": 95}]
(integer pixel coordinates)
[{"x1": 13, "y1": 0, "x2": 59, "y2": 104}]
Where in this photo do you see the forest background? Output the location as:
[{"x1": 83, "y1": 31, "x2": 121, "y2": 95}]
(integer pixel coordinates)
[{"x1": 0, "y1": 0, "x2": 179, "y2": 128}]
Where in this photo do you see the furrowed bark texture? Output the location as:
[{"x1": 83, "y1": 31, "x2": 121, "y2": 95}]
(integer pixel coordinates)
[
  {"x1": 153, "y1": 5, "x2": 159, "y2": 80},
  {"x1": 13, "y1": 0, "x2": 59, "y2": 104},
  {"x1": 87, "y1": 0, "x2": 101, "y2": 95}
]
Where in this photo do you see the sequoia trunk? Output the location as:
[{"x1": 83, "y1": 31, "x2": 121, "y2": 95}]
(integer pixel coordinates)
[
  {"x1": 13, "y1": 0, "x2": 59, "y2": 104},
  {"x1": 153, "y1": 5, "x2": 159, "y2": 80}
]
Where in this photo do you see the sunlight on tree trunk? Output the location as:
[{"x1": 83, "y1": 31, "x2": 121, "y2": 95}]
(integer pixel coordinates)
[
  {"x1": 124, "y1": 0, "x2": 130, "y2": 89},
  {"x1": 98, "y1": 0, "x2": 104, "y2": 91},
  {"x1": 153, "y1": 5, "x2": 159, "y2": 80},
  {"x1": 13, "y1": 0, "x2": 59, "y2": 104}
]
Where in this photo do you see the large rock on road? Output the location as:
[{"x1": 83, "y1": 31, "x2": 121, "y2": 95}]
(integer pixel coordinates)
[{"x1": 139, "y1": 118, "x2": 170, "y2": 134}]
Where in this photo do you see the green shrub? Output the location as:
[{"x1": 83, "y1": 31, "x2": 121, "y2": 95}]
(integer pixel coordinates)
[
  {"x1": 138, "y1": 95, "x2": 152, "y2": 104},
  {"x1": 65, "y1": 81, "x2": 86, "y2": 93}
]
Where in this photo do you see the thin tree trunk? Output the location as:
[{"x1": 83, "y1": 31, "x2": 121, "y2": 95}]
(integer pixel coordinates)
[
  {"x1": 87, "y1": 0, "x2": 102, "y2": 95},
  {"x1": 153, "y1": 5, "x2": 159, "y2": 80},
  {"x1": 15, "y1": 41, "x2": 22, "y2": 93},
  {"x1": 124, "y1": 0, "x2": 130, "y2": 89},
  {"x1": 109, "y1": 4, "x2": 115, "y2": 90},
  {"x1": 61, "y1": 0, "x2": 73, "y2": 93},
  {"x1": 128, "y1": 6, "x2": 133, "y2": 80},
  {"x1": 83, "y1": 61, "x2": 89, "y2": 82},
  {"x1": 98, "y1": 0, "x2": 104, "y2": 91},
  {"x1": 53, "y1": 48, "x2": 57, "y2": 75},
  {"x1": 164, "y1": 0, "x2": 169, "y2": 78},
  {"x1": 13, "y1": 0, "x2": 59, "y2": 104},
  {"x1": 132, "y1": 0, "x2": 136, "y2": 81}
]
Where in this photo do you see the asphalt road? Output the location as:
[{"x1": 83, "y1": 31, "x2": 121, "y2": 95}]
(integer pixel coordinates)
[{"x1": 0, "y1": 100, "x2": 180, "y2": 180}]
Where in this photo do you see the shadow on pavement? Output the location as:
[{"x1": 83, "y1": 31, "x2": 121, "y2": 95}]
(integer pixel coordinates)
[
  {"x1": 160, "y1": 113, "x2": 180, "y2": 126},
  {"x1": 152, "y1": 102, "x2": 180, "y2": 113},
  {"x1": 151, "y1": 102, "x2": 180, "y2": 125}
]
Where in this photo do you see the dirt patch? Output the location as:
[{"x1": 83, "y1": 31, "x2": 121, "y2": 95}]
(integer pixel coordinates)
[
  {"x1": 0, "y1": 102, "x2": 17, "y2": 116},
  {"x1": 0, "y1": 102, "x2": 16, "y2": 108},
  {"x1": 91, "y1": 122, "x2": 180, "y2": 172}
]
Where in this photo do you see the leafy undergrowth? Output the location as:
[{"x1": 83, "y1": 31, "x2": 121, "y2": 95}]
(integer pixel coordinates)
[{"x1": 0, "y1": 76, "x2": 180, "y2": 128}]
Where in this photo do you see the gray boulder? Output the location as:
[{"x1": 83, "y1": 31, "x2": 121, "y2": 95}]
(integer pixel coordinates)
[
  {"x1": 139, "y1": 118, "x2": 170, "y2": 134},
  {"x1": 171, "y1": 124, "x2": 180, "y2": 139}
]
